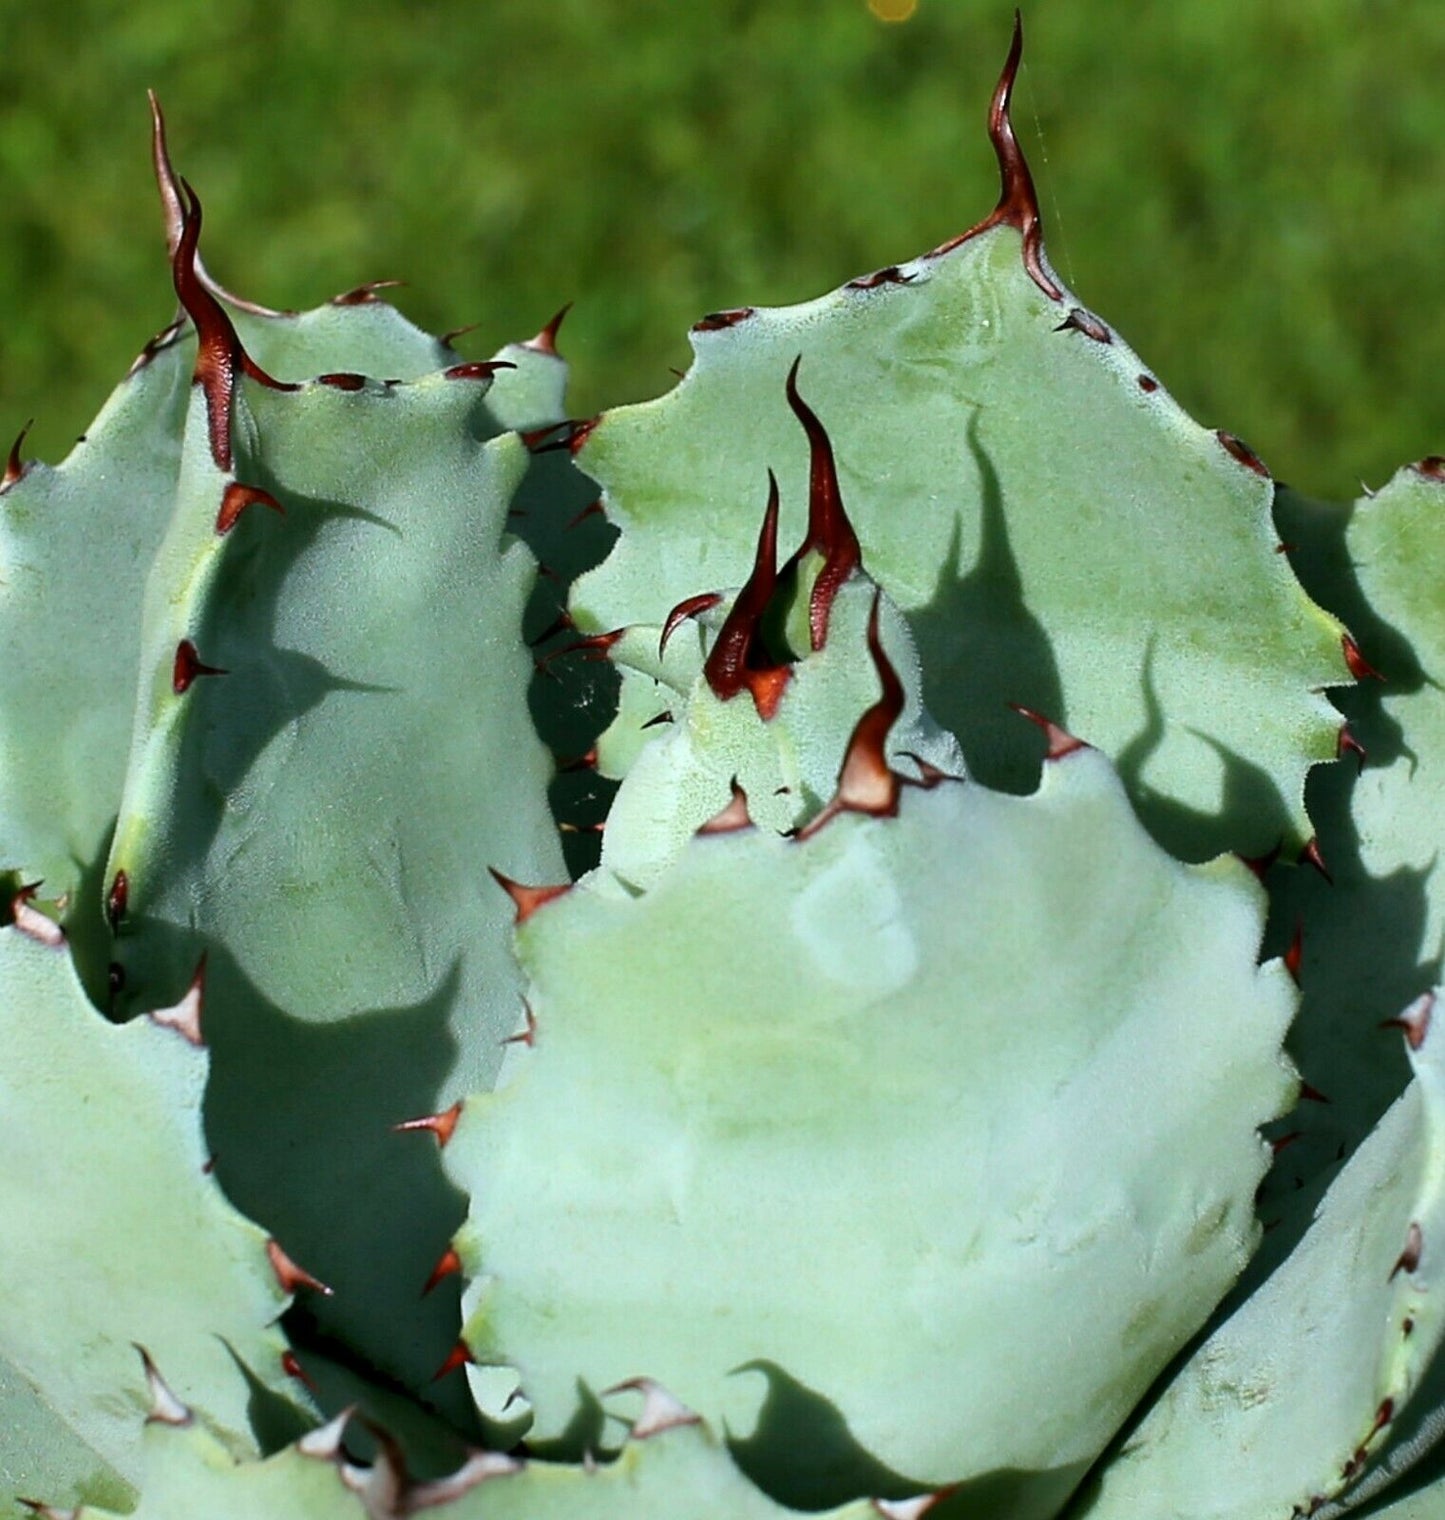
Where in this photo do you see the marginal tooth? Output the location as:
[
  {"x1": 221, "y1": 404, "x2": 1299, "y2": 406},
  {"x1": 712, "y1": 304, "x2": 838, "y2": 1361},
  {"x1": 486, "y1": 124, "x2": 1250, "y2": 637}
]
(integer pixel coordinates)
[
  {"x1": 603, "y1": 1377, "x2": 701, "y2": 1440},
  {"x1": 423, "y1": 1246, "x2": 464, "y2": 1296},
  {"x1": 394, "y1": 1101, "x2": 464, "y2": 1148},
  {"x1": 660, "y1": 591, "x2": 724, "y2": 658},
  {"x1": 874, "y1": 1496, "x2": 951, "y2": 1520},
  {"x1": 407, "y1": 1451, "x2": 524, "y2": 1508},
  {"x1": 1382, "y1": 991, "x2": 1435, "y2": 1052},
  {"x1": 1390, "y1": 1221, "x2": 1424, "y2": 1281},
  {"x1": 11, "y1": 884, "x2": 65, "y2": 949},
  {"x1": 431, "y1": 1341, "x2": 475, "y2": 1382},
  {"x1": 148, "y1": 957, "x2": 206, "y2": 1046},
  {"x1": 298, "y1": 1406, "x2": 354, "y2": 1461},
  {"x1": 134, "y1": 1345, "x2": 192, "y2": 1427},
  {"x1": 698, "y1": 779, "x2": 754, "y2": 836},
  {"x1": 1298, "y1": 837, "x2": 1333, "y2": 884},
  {"x1": 266, "y1": 1239, "x2": 333, "y2": 1298},
  {"x1": 501, "y1": 1003, "x2": 538, "y2": 1048},
  {"x1": 172, "y1": 639, "x2": 228, "y2": 695},
  {"x1": 488, "y1": 869, "x2": 572, "y2": 924},
  {"x1": 216, "y1": 482, "x2": 285, "y2": 535},
  {"x1": 1342, "y1": 633, "x2": 1384, "y2": 683},
  {"x1": 3, "y1": 418, "x2": 33, "y2": 489},
  {"x1": 525, "y1": 301, "x2": 573, "y2": 356},
  {"x1": 281, "y1": 1349, "x2": 318, "y2": 1391},
  {"x1": 1009, "y1": 704, "x2": 1088, "y2": 760}
]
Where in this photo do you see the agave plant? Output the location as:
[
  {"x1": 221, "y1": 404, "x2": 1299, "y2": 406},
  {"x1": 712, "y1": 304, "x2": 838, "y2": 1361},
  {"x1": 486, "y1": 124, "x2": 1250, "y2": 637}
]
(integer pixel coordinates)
[{"x1": 5, "y1": 18, "x2": 1445, "y2": 1520}]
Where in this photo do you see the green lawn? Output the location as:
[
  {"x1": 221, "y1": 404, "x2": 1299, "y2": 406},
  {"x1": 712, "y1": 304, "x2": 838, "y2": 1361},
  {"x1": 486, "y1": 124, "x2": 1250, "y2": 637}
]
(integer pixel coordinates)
[{"x1": 2, "y1": 0, "x2": 1441, "y2": 499}]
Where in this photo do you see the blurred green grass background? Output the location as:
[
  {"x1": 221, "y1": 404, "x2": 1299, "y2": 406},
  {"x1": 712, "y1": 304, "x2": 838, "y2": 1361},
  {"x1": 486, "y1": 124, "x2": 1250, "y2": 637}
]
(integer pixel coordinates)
[{"x1": 1, "y1": 0, "x2": 1441, "y2": 500}]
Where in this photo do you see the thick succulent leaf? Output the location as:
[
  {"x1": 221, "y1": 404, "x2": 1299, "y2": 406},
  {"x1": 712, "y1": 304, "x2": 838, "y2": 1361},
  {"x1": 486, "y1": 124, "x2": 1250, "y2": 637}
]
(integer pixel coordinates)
[
  {"x1": 571, "y1": 227, "x2": 1346, "y2": 863},
  {"x1": 71, "y1": 1392, "x2": 892, "y2": 1520},
  {"x1": 600, "y1": 572, "x2": 964, "y2": 890},
  {"x1": 0, "y1": 922, "x2": 302, "y2": 1511},
  {"x1": 1235, "y1": 487, "x2": 1425, "y2": 1263},
  {"x1": 0, "y1": 344, "x2": 190, "y2": 903},
  {"x1": 1076, "y1": 986, "x2": 1445, "y2": 1520},
  {"x1": 0, "y1": 294, "x2": 452, "y2": 912},
  {"x1": 100, "y1": 354, "x2": 564, "y2": 1408},
  {"x1": 447, "y1": 746, "x2": 1295, "y2": 1508},
  {"x1": 1345, "y1": 466, "x2": 1445, "y2": 987}
]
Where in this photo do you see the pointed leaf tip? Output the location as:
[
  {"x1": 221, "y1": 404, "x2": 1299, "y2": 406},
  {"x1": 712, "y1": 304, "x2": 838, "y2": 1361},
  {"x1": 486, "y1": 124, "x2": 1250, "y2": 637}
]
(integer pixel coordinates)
[
  {"x1": 783, "y1": 358, "x2": 863, "y2": 650},
  {"x1": 603, "y1": 1378, "x2": 701, "y2": 1440},
  {"x1": 928, "y1": 11, "x2": 1059, "y2": 299},
  {"x1": 488, "y1": 868, "x2": 572, "y2": 924},
  {"x1": 703, "y1": 471, "x2": 792, "y2": 718},
  {"x1": 266, "y1": 1239, "x2": 333, "y2": 1298}
]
